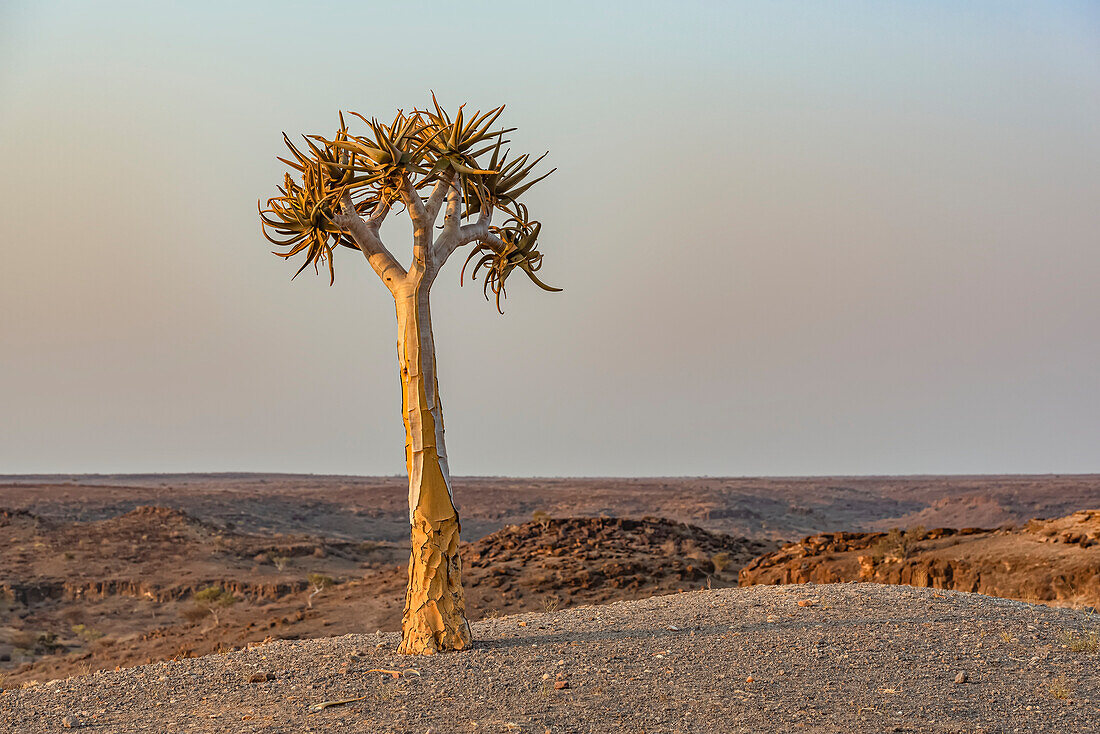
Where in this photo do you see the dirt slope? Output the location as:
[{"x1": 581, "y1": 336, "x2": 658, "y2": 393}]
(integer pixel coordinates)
[
  {"x1": 2, "y1": 584, "x2": 1097, "y2": 733},
  {"x1": 739, "y1": 510, "x2": 1100, "y2": 608}
]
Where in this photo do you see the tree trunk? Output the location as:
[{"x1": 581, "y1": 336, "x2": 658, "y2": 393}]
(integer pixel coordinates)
[{"x1": 394, "y1": 279, "x2": 471, "y2": 654}]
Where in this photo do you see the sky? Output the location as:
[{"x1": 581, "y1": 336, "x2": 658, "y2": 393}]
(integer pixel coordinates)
[{"x1": 1, "y1": 1, "x2": 1098, "y2": 477}]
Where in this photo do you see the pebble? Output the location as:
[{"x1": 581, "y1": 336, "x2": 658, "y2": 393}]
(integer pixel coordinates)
[
  {"x1": 954, "y1": 671, "x2": 968, "y2": 684},
  {"x1": 247, "y1": 672, "x2": 275, "y2": 683}
]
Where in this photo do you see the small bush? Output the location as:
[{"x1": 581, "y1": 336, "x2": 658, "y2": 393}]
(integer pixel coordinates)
[
  {"x1": 180, "y1": 606, "x2": 210, "y2": 624},
  {"x1": 307, "y1": 574, "x2": 335, "y2": 590},
  {"x1": 306, "y1": 574, "x2": 336, "y2": 608},
  {"x1": 194, "y1": 586, "x2": 236, "y2": 606},
  {"x1": 531, "y1": 510, "x2": 550, "y2": 528},
  {"x1": 191, "y1": 586, "x2": 236, "y2": 626},
  {"x1": 70, "y1": 624, "x2": 103, "y2": 642},
  {"x1": 273, "y1": 556, "x2": 291, "y2": 571},
  {"x1": 34, "y1": 632, "x2": 63, "y2": 654},
  {"x1": 871, "y1": 527, "x2": 925, "y2": 561},
  {"x1": 1046, "y1": 675, "x2": 1073, "y2": 700},
  {"x1": 1058, "y1": 630, "x2": 1100, "y2": 653},
  {"x1": 711, "y1": 552, "x2": 732, "y2": 574}
]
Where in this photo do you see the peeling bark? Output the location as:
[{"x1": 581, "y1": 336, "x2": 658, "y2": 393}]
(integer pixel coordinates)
[
  {"x1": 394, "y1": 279, "x2": 470, "y2": 654},
  {"x1": 398, "y1": 514, "x2": 470, "y2": 654}
]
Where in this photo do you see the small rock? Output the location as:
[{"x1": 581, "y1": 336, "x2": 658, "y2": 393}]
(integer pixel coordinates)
[
  {"x1": 247, "y1": 672, "x2": 275, "y2": 683},
  {"x1": 745, "y1": 676, "x2": 754, "y2": 683},
  {"x1": 61, "y1": 717, "x2": 75, "y2": 729},
  {"x1": 553, "y1": 680, "x2": 569, "y2": 690},
  {"x1": 954, "y1": 671, "x2": 968, "y2": 684}
]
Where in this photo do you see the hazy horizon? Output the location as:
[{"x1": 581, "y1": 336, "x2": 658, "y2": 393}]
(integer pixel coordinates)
[
  {"x1": 2, "y1": 1, "x2": 1099, "y2": 477},
  {"x1": 3, "y1": 471, "x2": 1099, "y2": 481}
]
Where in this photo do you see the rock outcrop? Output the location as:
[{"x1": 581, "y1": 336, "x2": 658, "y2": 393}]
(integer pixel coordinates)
[
  {"x1": 464, "y1": 516, "x2": 774, "y2": 604},
  {"x1": 739, "y1": 510, "x2": 1100, "y2": 608}
]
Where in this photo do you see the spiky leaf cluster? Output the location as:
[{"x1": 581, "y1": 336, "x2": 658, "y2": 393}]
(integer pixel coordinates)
[
  {"x1": 462, "y1": 204, "x2": 561, "y2": 313},
  {"x1": 258, "y1": 114, "x2": 375, "y2": 283},
  {"x1": 259, "y1": 97, "x2": 556, "y2": 299}
]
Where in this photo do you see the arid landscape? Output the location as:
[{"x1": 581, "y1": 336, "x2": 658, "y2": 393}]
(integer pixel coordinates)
[{"x1": 2, "y1": 473, "x2": 1099, "y2": 690}]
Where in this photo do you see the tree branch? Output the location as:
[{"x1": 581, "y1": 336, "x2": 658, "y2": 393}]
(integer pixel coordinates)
[
  {"x1": 435, "y1": 207, "x2": 496, "y2": 263},
  {"x1": 367, "y1": 191, "x2": 395, "y2": 228},
  {"x1": 480, "y1": 230, "x2": 507, "y2": 254},
  {"x1": 441, "y1": 175, "x2": 464, "y2": 235},
  {"x1": 398, "y1": 173, "x2": 429, "y2": 229},
  {"x1": 335, "y1": 192, "x2": 407, "y2": 288},
  {"x1": 424, "y1": 169, "x2": 455, "y2": 223}
]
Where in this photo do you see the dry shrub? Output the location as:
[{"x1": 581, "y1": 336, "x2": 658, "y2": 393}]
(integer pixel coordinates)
[
  {"x1": 1046, "y1": 675, "x2": 1073, "y2": 700},
  {"x1": 871, "y1": 526, "x2": 925, "y2": 561},
  {"x1": 1058, "y1": 630, "x2": 1100, "y2": 653},
  {"x1": 181, "y1": 605, "x2": 211, "y2": 624},
  {"x1": 711, "y1": 552, "x2": 732, "y2": 574}
]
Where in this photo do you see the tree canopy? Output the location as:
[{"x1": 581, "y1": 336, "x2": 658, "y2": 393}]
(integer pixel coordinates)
[{"x1": 258, "y1": 95, "x2": 559, "y2": 311}]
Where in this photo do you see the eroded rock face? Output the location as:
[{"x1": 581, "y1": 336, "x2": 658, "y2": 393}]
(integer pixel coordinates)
[
  {"x1": 0, "y1": 506, "x2": 386, "y2": 604},
  {"x1": 739, "y1": 510, "x2": 1100, "y2": 608}
]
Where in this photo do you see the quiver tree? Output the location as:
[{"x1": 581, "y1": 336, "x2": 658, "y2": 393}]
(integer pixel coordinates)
[{"x1": 259, "y1": 97, "x2": 559, "y2": 654}]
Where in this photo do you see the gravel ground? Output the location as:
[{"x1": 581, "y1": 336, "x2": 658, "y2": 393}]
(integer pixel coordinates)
[{"x1": 2, "y1": 583, "x2": 1098, "y2": 733}]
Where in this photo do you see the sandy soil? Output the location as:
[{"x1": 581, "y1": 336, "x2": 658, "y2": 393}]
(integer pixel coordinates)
[{"x1": 2, "y1": 584, "x2": 1097, "y2": 733}]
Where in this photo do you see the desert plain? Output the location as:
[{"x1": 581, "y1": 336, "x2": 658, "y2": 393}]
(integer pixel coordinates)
[{"x1": 2, "y1": 473, "x2": 1099, "y2": 732}]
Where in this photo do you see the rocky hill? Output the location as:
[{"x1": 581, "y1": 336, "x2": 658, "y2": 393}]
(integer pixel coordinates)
[
  {"x1": 464, "y1": 516, "x2": 772, "y2": 606},
  {"x1": 739, "y1": 510, "x2": 1100, "y2": 608}
]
